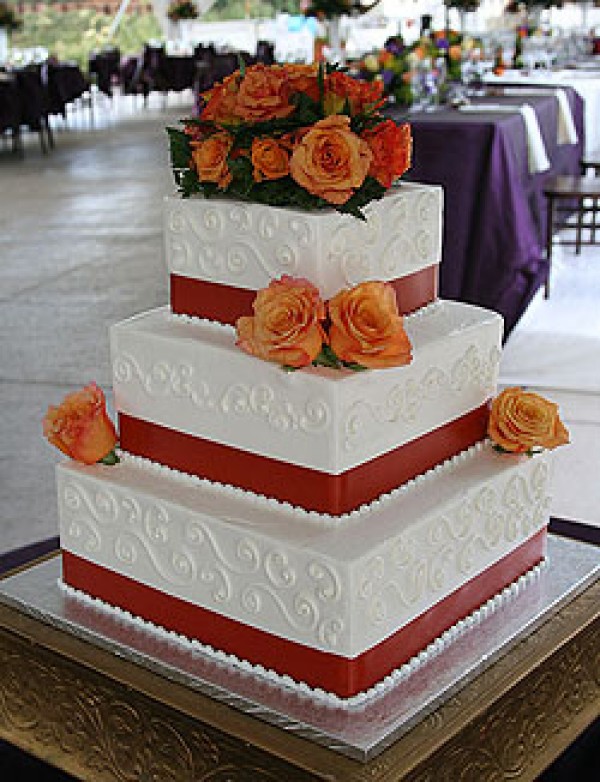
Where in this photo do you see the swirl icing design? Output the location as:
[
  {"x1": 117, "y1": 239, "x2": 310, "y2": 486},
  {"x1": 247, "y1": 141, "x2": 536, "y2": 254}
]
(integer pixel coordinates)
[
  {"x1": 342, "y1": 344, "x2": 500, "y2": 451},
  {"x1": 61, "y1": 480, "x2": 201, "y2": 586},
  {"x1": 357, "y1": 462, "x2": 550, "y2": 626},
  {"x1": 61, "y1": 476, "x2": 345, "y2": 648},
  {"x1": 166, "y1": 203, "x2": 311, "y2": 281},
  {"x1": 238, "y1": 556, "x2": 343, "y2": 646},
  {"x1": 113, "y1": 353, "x2": 331, "y2": 434},
  {"x1": 328, "y1": 189, "x2": 438, "y2": 285}
]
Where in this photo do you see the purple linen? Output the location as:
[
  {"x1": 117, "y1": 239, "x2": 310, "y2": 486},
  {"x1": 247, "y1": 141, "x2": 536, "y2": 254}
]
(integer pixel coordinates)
[
  {"x1": 388, "y1": 89, "x2": 583, "y2": 337},
  {"x1": 0, "y1": 77, "x2": 21, "y2": 135}
]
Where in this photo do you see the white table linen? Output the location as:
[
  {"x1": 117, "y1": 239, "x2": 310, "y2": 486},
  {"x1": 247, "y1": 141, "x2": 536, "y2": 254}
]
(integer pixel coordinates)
[{"x1": 459, "y1": 103, "x2": 551, "y2": 173}]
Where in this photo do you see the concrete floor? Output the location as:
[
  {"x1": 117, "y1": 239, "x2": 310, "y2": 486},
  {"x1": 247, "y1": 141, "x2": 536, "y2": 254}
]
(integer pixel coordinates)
[
  {"x1": 1, "y1": 92, "x2": 599, "y2": 555},
  {"x1": 1, "y1": 95, "x2": 188, "y2": 553}
]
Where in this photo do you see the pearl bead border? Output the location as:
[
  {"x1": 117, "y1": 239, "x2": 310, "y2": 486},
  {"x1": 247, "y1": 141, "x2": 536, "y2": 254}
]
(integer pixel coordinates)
[
  {"x1": 58, "y1": 557, "x2": 547, "y2": 709},
  {"x1": 115, "y1": 439, "x2": 492, "y2": 529}
]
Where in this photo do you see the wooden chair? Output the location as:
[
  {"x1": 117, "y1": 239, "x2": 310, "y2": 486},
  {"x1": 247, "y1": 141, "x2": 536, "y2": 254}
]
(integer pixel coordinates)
[
  {"x1": 542, "y1": 172, "x2": 600, "y2": 298},
  {"x1": 581, "y1": 149, "x2": 600, "y2": 177}
]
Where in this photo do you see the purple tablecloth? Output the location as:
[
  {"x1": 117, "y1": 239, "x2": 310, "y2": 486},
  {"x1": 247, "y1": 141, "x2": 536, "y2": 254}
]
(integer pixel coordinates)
[
  {"x1": 388, "y1": 88, "x2": 584, "y2": 337},
  {"x1": 0, "y1": 75, "x2": 21, "y2": 135},
  {"x1": 89, "y1": 49, "x2": 120, "y2": 97},
  {"x1": 45, "y1": 62, "x2": 88, "y2": 115}
]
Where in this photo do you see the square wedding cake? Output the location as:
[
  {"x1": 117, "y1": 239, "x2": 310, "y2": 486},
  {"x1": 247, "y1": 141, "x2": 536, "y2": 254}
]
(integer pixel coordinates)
[{"x1": 48, "y1": 65, "x2": 566, "y2": 704}]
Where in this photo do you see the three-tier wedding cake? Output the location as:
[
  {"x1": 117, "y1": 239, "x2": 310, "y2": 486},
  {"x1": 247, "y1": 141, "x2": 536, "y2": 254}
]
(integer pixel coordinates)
[{"x1": 47, "y1": 64, "x2": 567, "y2": 703}]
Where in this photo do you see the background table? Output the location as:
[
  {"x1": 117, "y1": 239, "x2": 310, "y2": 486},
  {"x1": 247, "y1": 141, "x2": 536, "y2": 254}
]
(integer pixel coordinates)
[
  {"x1": 486, "y1": 70, "x2": 600, "y2": 156},
  {"x1": 389, "y1": 89, "x2": 584, "y2": 337}
]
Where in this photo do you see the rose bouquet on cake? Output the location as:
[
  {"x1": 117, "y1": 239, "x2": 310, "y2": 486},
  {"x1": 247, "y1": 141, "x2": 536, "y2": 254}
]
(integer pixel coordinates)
[
  {"x1": 236, "y1": 276, "x2": 413, "y2": 372},
  {"x1": 168, "y1": 63, "x2": 412, "y2": 219}
]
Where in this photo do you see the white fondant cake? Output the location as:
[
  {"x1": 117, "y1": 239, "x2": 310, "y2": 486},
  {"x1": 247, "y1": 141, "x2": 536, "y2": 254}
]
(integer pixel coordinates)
[
  {"x1": 165, "y1": 183, "x2": 442, "y2": 299},
  {"x1": 58, "y1": 443, "x2": 551, "y2": 663},
  {"x1": 56, "y1": 186, "x2": 553, "y2": 701},
  {"x1": 111, "y1": 300, "x2": 501, "y2": 475}
]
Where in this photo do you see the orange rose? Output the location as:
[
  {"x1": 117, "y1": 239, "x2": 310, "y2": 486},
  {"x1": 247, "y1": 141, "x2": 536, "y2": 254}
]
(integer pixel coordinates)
[
  {"x1": 234, "y1": 64, "x2": 294, "y2": 123},
  {"x1": 236, "y1": 276, "x2": 326, "y2": 368},
  {"x1": 324, "y1": 71, "x2": 384, "y2": 116},
  {"x1": 449, "y1": 44, "x2": 462, "y2": 62},
  {"x1": 201, "y1": 73, "x2": 241, "y2": 125},
  {"x1": 488, "y1": 387, "x2": 570, "y2": 454},
  {"x1": 362, "y1": 121, "x2": 412, "y2": 189},
  {"x1": 43, "y1": 383, "x2": 118, "y2": 465},
  {"x1": 251, "y1": 137, "x2": 290, "y2": 182},
  {"x1": 328, "y1": 282, "x2": 412, "y2": 369},
  {"x1": 190, "y1": 131, "x2": 233, "y2": 189},
  {"x1": 281, "y1": 63, "x2": 320, "y2": 102},
  {"x1": 289, "y1": 115, "x2": 372, "y2": 205}
]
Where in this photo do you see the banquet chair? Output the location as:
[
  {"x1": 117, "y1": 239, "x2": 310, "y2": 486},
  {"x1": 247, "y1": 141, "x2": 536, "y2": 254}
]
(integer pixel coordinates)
[
  {"x1": 88, "y1": 47, "x2": 121, "y2": 98},
  {"x1": 256, "y1": 40, "x2": 275, "y2": 65},
  {"x1": 120, "y1": 54, "x2": 153, "y2": 106},
  {"x1": 581, "y1": 150, "x2": 600, "y2": 178},
  {"x1": 0, "y1": 73, "x2": 22, "y2": 155},
  {"x1": 580, "y1": 150, "x2": 600, "y2": 248},
  {"x1": 14, "y1": 66, "x2": 54, "y2": 154},
  {"x1": 543, "y1": 173, "x2": 600, "y2": 298}
]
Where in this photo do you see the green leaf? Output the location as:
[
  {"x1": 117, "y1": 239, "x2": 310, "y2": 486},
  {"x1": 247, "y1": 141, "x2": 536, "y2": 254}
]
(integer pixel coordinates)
[
  {"x1": 99, "y1": 449, "x2": 120, "y2": 466},
  {"x1": 340, "y1": 176, "x2": 387, "y2": 219},
  {"x1": 177, "y1": 169, "x2": 203, "y2": 198},
  {"x1": 227, "y1": 156, "x2": 254, "y2": 195},
  {"x1": 342, "y1": 362, "x2": 368, "y2": 372},
  {"x1": 167, "y1": 127, "x2": 191, "y2": 171},
  {"x1": 290, "y1": 92, "x2": 324, "y2": 124},
  {"x1": 313, "y1": 344, "x2": 342, "y2": 370}
]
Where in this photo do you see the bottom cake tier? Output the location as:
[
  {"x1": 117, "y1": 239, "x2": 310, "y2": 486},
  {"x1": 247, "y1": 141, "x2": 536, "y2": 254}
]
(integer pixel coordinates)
[{"x1": 57, "y1": 442, "x2": 552, "y2": 700}]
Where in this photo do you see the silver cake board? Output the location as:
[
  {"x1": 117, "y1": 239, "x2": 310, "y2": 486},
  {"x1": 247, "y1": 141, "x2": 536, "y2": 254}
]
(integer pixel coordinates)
[{"x1": 0, "y1": 534, "x2": 598, "y2": 762}]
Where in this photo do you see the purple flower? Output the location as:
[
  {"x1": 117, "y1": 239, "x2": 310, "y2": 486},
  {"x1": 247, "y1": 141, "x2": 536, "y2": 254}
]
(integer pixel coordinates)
[
  {"x1": 382, "y1": 69, "x2": 394, "y2": 88},
  {"x1": 385, "y1": 38, "x2": 405, "y2": 56}
]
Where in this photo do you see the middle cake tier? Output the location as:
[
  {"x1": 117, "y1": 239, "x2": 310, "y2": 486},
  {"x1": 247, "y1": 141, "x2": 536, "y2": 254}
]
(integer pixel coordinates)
[{"x1": 112, "y1": 300, "x2": 503, "y2": 515}]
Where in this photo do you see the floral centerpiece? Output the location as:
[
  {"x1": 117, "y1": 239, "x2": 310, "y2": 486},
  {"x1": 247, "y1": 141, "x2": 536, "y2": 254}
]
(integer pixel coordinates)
[
  {"x1": 167, "y1": 0, "x2": 199, "y2": 22},
  {"x1": 359, "y1": 31, "x2": 482, "y2": 106},
  {"x1": 168, "y1": 63, "x2": 412, "y2": 219},
  {"x1": 0, "y1": 2, "x2": 22, "y2": 31}
]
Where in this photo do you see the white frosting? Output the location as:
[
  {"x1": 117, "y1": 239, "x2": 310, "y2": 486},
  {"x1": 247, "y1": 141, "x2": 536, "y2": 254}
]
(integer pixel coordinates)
[
  {"x1": 164, "y1": 183, "x2": 443, "y2": 298},
  {"x1": 110, "y1": 300, "x2": 502, "y2": 474},
  {"x1": 57, "y1": 444, "x2": 552, "y2": 659},
  {"x1": 58, "y1": 558, "x2": 548, "y2": 708}
]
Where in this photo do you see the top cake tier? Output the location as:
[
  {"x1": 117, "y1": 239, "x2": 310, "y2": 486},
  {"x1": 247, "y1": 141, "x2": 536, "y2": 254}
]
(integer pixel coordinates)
[{"x1": 165, "y1": 183, "x2": 442, "y2": 325}]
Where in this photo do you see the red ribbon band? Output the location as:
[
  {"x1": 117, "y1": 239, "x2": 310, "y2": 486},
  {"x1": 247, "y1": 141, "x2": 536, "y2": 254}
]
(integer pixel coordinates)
[{"x1": 62, "y1": 529, "x2": 546, "y2": 698}]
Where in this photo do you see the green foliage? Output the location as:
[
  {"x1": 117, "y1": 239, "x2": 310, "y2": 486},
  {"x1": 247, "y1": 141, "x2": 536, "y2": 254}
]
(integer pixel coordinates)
[
  {"x1": 204, "y1": 0, "x2": 301, "y2": 20},
  {"x1": 170, "y1": 124, "x2": 386, "y2": 219},
  {"x1": 0, "y1": 2, "x2": 22, "y2": 32},
  {"x1": 7, "y1": 2, "x2": 304, "y2": 70},
  {"x1": 284, "y1": 344, "x2": 367, "y2": 373},
  {"x1": 168, "y1": 125, "x2": 192, "y2": 170},
  {"x1": 340, "y1": 176, "x2": 386, "y2": 219},
  {"x1": 9, "y1": 7, "x2": 161, "y2": 71}
]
